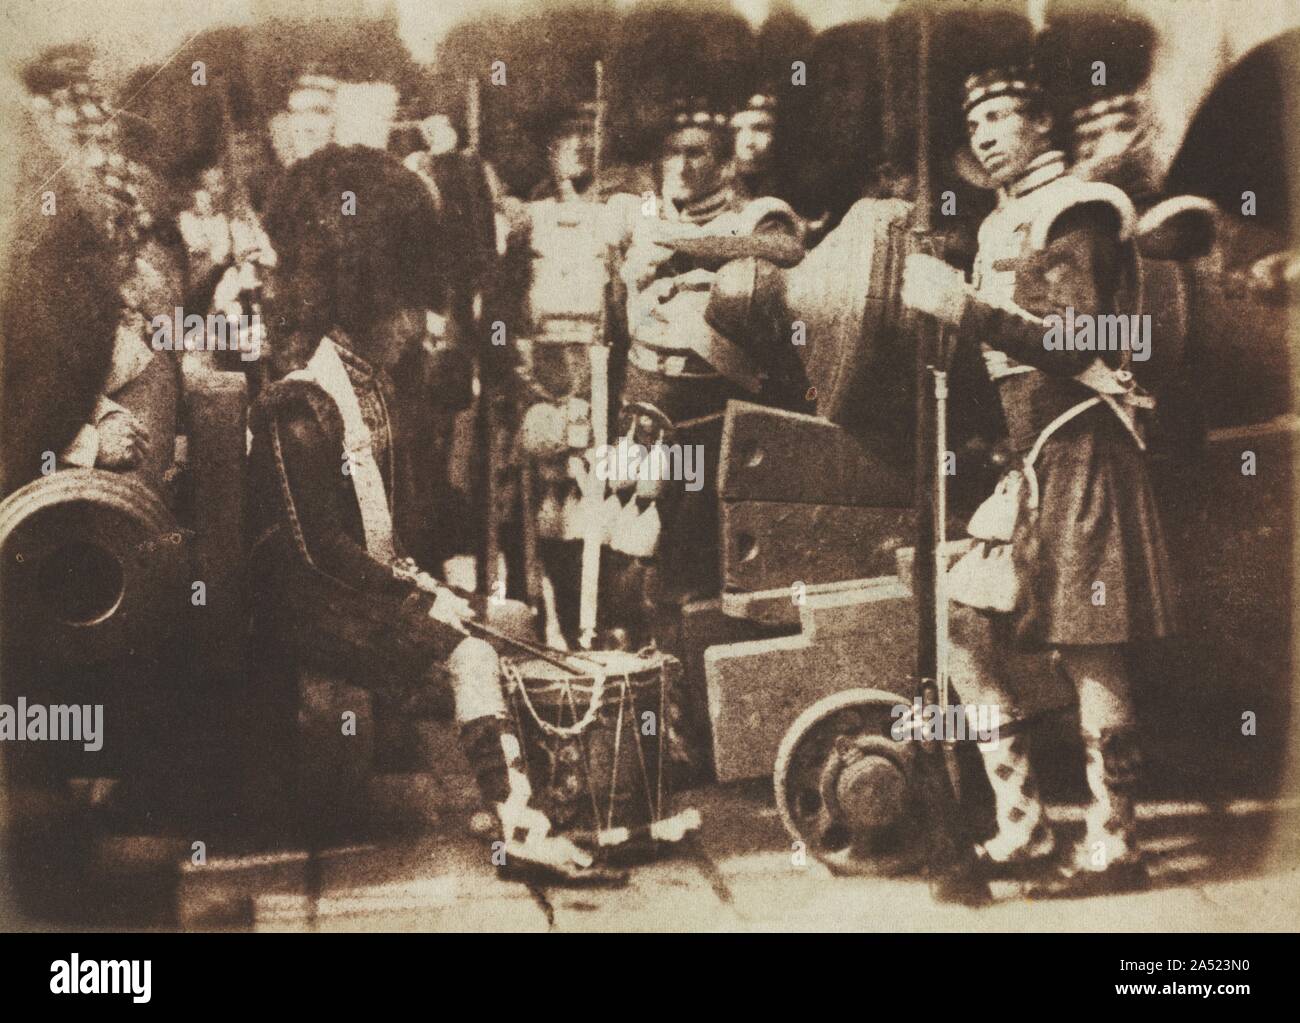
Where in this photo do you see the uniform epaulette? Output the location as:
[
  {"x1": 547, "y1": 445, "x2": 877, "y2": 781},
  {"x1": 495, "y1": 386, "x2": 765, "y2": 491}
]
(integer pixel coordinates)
[
  {"x1": 736, "y1": 195, "x2": 800, "y2": 234},
  {"x1": 1028, "y1": 177, "x2": 1136, "y2": 251}
]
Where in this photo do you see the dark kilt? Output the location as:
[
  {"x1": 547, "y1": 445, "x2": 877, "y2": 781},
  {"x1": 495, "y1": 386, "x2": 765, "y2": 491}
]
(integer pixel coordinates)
[{"x1": 1011, "y1": 405, "x2": 1178, "y2": 649}]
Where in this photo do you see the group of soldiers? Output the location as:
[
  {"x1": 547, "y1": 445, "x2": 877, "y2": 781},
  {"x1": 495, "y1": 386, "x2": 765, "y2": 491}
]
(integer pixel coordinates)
[
  {"x1": 251, "y1": 20, "x2": 1181, "y2": 895},
  {"x1": 245, "y1": 82, "x2": 823, "y2": 886},
  {"x1": 489, "y1": 89, "x2": 807, "y2": 647},
  {"x1": 3, "y1": 2, "x2": 1240, "y2": 899}
]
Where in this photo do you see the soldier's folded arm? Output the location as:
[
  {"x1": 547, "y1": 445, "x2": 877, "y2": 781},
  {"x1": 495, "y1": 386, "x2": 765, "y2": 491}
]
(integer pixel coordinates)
[
  {"x1": 958, "y1": 206, "x2": 1123, "y2": 376},
  {"x1": 660, "y1": 211, "x2": 804, "y2": 269}
]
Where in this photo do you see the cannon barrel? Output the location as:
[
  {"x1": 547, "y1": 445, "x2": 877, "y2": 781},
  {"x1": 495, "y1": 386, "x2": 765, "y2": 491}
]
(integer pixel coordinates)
[
  {"x1": 0, "y1": 468, "x2": 189, "y2": 667},
  {"x1": 707, "y1": 194, "x2": 1207, "y2": 460}
]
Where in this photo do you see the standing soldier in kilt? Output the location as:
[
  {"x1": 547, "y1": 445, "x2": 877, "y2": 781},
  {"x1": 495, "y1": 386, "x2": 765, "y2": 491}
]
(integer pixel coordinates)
[{"x1": 901, "y1": 59, "x2": 1178, "y2": 898}]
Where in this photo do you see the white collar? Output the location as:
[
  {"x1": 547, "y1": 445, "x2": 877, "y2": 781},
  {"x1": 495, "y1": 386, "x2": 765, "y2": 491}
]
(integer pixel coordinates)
[{"x1": 999, "y1": 150, "x2": 1067, "y2": 202}]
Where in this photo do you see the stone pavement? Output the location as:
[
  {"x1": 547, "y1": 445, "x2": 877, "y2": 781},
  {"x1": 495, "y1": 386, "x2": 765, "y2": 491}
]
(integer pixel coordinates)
[{"x1": 171, "y1": 785, "x2": 1300, "y2": 933}]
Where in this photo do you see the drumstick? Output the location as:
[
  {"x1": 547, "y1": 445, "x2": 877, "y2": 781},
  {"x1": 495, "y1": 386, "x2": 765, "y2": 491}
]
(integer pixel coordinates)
[
  {"x1": 392, "y1": 559, "x2": 603, "y2": 676},
  {"x1": 462, "y1": 618, "x2": 602, "y2": 676}
]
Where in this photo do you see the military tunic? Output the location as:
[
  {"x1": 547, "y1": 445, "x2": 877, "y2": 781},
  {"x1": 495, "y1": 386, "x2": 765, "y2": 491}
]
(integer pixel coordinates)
[
  {"x1": 620, "y1": 184, "x2": 803, "y2": 424},
  {"x1": 959, "y1": 152, "x2": 1178, "y2": 648},
  {"x1": 247, "y1": 337, "x2": 463, "y2": 693}
]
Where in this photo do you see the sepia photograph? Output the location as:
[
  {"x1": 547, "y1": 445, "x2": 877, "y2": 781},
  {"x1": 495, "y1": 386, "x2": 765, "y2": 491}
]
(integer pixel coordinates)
[{"x1": 0, "y1": 0, "x2": 1296, "y2": 995}]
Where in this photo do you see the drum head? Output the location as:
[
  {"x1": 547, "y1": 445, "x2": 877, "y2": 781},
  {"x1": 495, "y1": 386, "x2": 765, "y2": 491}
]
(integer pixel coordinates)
[
  {"x1": 509, "y1": 655, "x2": 590, "y2": 686},
  {"x1": 583, "y1": 649, "x2": 664, "y2": 676},
  {"x1": 506, "y1": 649, "x2": 663, "y2": 689}
]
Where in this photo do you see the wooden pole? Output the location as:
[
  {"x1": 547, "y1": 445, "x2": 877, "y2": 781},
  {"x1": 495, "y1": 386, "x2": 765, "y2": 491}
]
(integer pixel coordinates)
[
  {"x1": 466, "y1": 73, "x2": 497, "y2": 599},
  {"x1": 913, "y1": 9, "x2": 936, "y2": 690},
  {"x1": 593, "y1": 60, "x2": 606, "y2": 191},
  {"x1": 578, "y1": 345, "x2": 609, "y2": 648}
]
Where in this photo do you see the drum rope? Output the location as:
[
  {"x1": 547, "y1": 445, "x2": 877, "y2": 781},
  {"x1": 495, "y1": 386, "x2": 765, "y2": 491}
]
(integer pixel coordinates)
[
  {"x1": 561, "y1": 677, "x2": 604, "y2": 826},
  {"x1": 503, "y1": 651, "x2": 671, "y2": 827},
  {"x1": 630, "y1": 684, "x2": 656, "y2": 819},
  {"x1": 502, "y1": 656, "x2": 611, "y2": 738}
]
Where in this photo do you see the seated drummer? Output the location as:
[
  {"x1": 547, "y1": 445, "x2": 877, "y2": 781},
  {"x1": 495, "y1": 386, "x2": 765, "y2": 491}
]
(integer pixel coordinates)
[{"x1": 246, "y1": 144, "x2": 612, "y2": 885}]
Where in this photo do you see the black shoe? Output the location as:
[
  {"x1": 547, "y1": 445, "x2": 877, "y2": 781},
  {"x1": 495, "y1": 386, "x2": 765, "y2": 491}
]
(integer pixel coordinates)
[
  {"x1": 497, "y1": 858, "x2": 630, "y2": 888},
  {"x1": 1020, "y1": 859, "x2": 1150, "y2": 900},
  {"x1": 973, "y1": 828, "x2": 1060, "y2": 881},
  {"x1": 930, "y1": 868, "x2": 994, "y2": 907}
]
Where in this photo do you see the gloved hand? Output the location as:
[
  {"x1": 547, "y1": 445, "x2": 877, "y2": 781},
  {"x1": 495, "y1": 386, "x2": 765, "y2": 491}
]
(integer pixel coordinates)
[
  {"x1": 428, "y1": 585, "x2": 475, "y2": 633},
  {"x1": 902, "y1": 252, "x2": 973, "y2": 327},
  {"x1": 518, "y1": 401, "x2": 569, "y2": 458},
  {"x1": 95, "y1": 409, "x2": 150, "y2": 470}
]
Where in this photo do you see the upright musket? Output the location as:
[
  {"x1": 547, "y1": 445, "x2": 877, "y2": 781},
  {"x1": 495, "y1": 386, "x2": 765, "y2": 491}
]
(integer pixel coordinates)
[
  {"x1": 465, "y1": 74, "x2": 481, "y2": 155},
  {"x1": 577, "y1": 60, "x2": 610, "y2": 649},
  {"x1": 908, "y1": 4, "x2": 991, "y2": 906},
  {"x1": 465, "y1": 71, "x2": 502, "y2": 601},
  {"x1": 592, "y1": 59, "x2": 606, "y2": 193}
]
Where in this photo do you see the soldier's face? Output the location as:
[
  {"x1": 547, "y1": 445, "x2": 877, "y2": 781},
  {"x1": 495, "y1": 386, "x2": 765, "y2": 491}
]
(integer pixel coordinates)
[
  {"x1": 966, "y1": 96, "x2": 1051, "y2": 186},
  {"x1": 662, "y1": 126, "x2": 725, "y2": 205},
  {"x1": 733, "y1": 117, "x2": 775, "y2": 175},
  {"x1": 549, "y1": 130, "x2": 592, "y2": 184}
]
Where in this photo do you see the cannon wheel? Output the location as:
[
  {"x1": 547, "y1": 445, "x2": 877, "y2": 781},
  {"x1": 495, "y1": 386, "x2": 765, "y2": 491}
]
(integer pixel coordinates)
[{"x1": 774, "y1": 687, "x2": 924, "y2": 877}]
